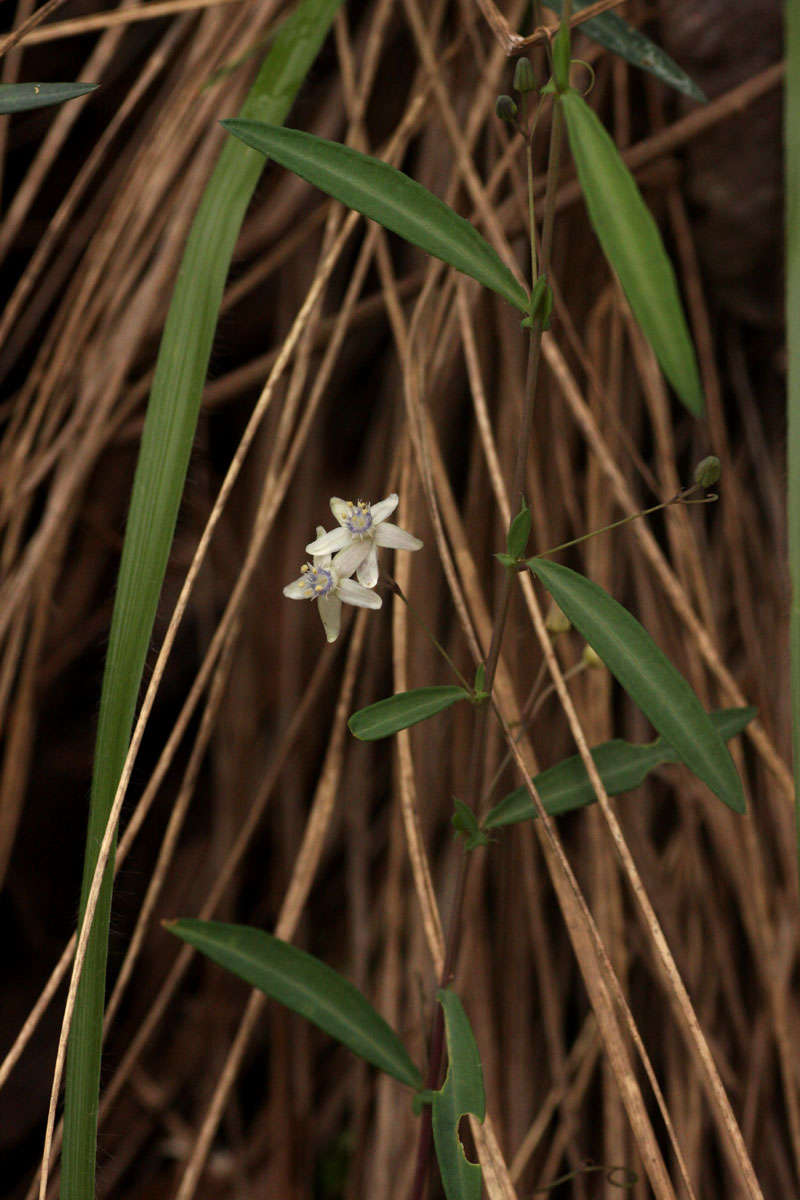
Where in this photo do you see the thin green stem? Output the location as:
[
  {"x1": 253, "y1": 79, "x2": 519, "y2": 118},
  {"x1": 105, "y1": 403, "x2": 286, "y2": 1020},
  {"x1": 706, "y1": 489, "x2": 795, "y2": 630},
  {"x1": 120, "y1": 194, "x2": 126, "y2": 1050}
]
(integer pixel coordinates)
[
  {"x1": 407, "y1": 52, "x2": 568, "y2": 1200},
  {"x1": 527, "y1": 114, "x2": 537, "y2": 283},
  {"x1": 385, "y1": 573, "x2": 473, "y2": 692},
  {"x1": 482, "y1": 659, "x2": 586, "y2": 807},
  {"x1": 535, "y1": 484, "x2": 708, "y2": 560}
]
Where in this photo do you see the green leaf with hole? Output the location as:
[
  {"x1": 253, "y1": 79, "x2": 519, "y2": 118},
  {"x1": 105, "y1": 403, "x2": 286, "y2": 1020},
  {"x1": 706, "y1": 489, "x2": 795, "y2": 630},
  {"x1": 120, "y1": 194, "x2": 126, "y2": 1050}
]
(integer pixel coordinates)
[
  {"x1": 0, "y1": 82, "x2": 98, "y2": 114},
  {"x1": 221, "y1": 121, "x2": 531, "y2": 314},
  {"x1": 167, "y1": 920, "x2": 421, "y2": 1089},
  {"x1": 559, "y1": 88, "x2": 703, "y2": 416},
  {"x1": 546, "y1": 0, "x2": 705, "y2": 101},
  {"x1": 484, "y1": 706, "x2": 756, "y2": 829},
  {"x1": 527, "y1": 558, "x2": 746, "y2": 812},
  {"x1": 348, "y1": 686, "x2": 470, "y2": 740},
  {"x1": 432, "y1": 989, "x2": 485, "y2": 1200}
]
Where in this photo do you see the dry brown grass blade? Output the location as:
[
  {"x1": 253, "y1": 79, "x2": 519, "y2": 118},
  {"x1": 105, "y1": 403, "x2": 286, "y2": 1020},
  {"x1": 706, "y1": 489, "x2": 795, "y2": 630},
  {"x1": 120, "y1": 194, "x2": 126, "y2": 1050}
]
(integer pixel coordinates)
[
  {"x1": 541, "y1": 330, "x2": 793, "y2": 804},
  {"x1": 473, "y1": 0, "x2": 625, "y2": 55},
  {"x1": 3, "y1": 0, "x2": 245, "y2": 47},
  {"x1": 173, "y1": 610, "x2": 370, "y2": 1199},
  {"x1": 376, "y1": 243, "x2": 678, "y2": 1200},
  {"x1": 1, "y1": 0, "x2": 790, "y2": 1195}
]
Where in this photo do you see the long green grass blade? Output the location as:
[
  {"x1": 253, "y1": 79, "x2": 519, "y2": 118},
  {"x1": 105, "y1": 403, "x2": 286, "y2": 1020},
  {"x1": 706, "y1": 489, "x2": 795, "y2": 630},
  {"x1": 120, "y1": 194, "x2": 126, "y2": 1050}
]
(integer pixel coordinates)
[
  {"x1": 431, "y1": 989, "x2": 485, "y2": 1200},
  {"x1": 545, "y1": 0, "x2": 705, "y2": 101},
  {"x1": 527, "y1": 558, "x2": 745, "y2": 813},
  {"x1": 788, "y1": 0, "x2": 800, "y2": 880},
  {"x1": 348, "y1": 686, "x2": 470, "y2": 741},
  {"x1": 484, "y1": 706, "x2": 756, "y2": 829},
  {"x1": 60, "y1": 3, "x2": 343, "y2": 1195},
  {"x1": 0, "y1": 82, "x2": 98, "y2": 113},
  {"x1": 221, "y1": 121, "x2": 531, "y2": 314},
  {"x1": 560, "y1": 88, "x2": 704, "y2": 416},
  {"x1": 167, "y1": 920, "x2": 422, "y2": 1088}
]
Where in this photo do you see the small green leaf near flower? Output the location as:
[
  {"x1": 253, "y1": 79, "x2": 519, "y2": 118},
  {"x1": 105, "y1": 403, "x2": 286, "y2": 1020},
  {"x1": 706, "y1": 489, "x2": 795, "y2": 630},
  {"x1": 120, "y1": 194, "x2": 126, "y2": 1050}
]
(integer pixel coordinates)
[{"x1": 348, "y1": 686, "x2": 470, "y2": 740}]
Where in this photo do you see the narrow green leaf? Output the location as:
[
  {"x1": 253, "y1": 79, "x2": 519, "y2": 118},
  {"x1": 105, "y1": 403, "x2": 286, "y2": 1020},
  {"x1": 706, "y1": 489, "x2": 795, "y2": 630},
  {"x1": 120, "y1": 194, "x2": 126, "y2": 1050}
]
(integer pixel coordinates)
[
  {"x1": 432, "y1": 990, "x2": 485, "y2": 1200},
  {"x1": 452, "y1": 798, "x2": 490, "y2": 850},
  {"x1": 506, "y1": 497, "x2": 531, "y2": 558},
  {"x1": 167, "y1": 920, "x2": 422, "y2": 1088},
  {"x1": 348, "y1": 686, "x2": 469, "y2": 741},
  {"x1": 0, "y1": 81, "x2": 97, "y2": 114},
  {"x1": 560, "y1": 88, "x2": 704, "y2": 416},
  {"x1": 484, "y1": 706, "x2": 756, "y2": 829},
  {"x1": 527, "y1": 559, "x2": 746, "y2": 812},
  {"x1": 221, "y1": 121, "x2": 531, "y2": 314},
  {"x1": 545, "y1": 0, "x2": 705, "y2": 102},
  {"x1": 61, "y1": 2, "x2": 343, "y2": 1196}
]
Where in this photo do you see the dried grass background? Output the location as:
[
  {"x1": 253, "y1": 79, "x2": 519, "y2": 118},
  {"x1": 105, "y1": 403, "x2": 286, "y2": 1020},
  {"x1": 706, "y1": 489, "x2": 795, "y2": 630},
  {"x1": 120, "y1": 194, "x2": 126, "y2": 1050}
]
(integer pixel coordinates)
[{"x1": 0, "y1": 0, "x2": 792, "y2": 1197}]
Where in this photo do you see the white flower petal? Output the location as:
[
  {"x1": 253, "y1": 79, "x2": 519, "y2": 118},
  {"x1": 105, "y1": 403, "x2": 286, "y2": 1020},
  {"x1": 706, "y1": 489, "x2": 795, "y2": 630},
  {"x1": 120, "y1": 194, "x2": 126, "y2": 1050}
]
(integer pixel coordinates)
[
  {"x1": 317, "y1": 595, "x2": 341, "y2": 642},
  {"x1": 330, "y1": 497, "x2": 351, "y2": 525},
  {"x1": 306, "y1": 527, "x2": 350, "y2": 555},
  {"x1": 338, "y1": 577, "x2": 383, "y2": 609},
  {"x1": 283, "y1": 578, "x2": 309, "y2": 599},
  {"x1": 333, "y1": 541, "x2": 369, "y2": 579},
  {"x1": 357, "y1": 544, "x2": 379, "y2": 588},
  {"x1": 369, "y1": 493, "x2": 399, "y2": 525},
  {"x1": 373, "y1": 523, "x2": 423, "y2": 551}
]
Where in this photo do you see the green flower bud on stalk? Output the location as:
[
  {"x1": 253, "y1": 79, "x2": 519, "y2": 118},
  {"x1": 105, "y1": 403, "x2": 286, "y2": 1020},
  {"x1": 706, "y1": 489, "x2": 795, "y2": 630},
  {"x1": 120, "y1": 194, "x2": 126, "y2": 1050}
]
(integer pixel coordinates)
[
  {"x1": 694, "y1": 455, "x2": 721, "y2": 488},
  {"x1": 495, "y1": 94, "x2": 518, "y2": 124},
  {"x1": 582, "y1": 644, "x2": 604, "y2": 670},
  {"x1": 545, "y1": 599, "x2": 571, "y2": 636},
  {"x1": 513, "y1": 56, "x2": 536, "y2": 94}
]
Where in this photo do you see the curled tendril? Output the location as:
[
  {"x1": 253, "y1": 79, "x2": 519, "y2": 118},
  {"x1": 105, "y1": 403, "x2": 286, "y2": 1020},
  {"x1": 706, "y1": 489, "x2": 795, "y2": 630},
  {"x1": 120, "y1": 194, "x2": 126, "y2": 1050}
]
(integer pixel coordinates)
[
  {"x1": 532, "y1": 1159, "x2": 637, "y2": 1193},
  {"x1": 571, "y1": 58, "x2": 596, "y2": 96},
  {"x1": 681, "y1": 491, "x2": 719, "y2": 506}
]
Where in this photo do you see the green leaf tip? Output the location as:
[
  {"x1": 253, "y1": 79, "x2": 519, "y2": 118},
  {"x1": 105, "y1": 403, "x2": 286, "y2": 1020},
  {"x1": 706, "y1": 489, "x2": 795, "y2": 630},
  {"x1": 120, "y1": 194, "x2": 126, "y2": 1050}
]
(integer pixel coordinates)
[
  {"x1": 560, "y1": 89, "x2": 704, "y2": 416},
  {"x1": 167, "y1": 919, "x2": 422, "y2": 1088},
  {"x1": 545, "y1": 0, "x2": 705, "y2": 102},
  {"x1": 348, "y1": 686, "x2": 469, "y2": 740},
  {"x1": 220, "y1": 120, "x2": 531, "y2": 315},
  {"x1": 432, "y1": 990, "x2": 485, "y2": 1200},
  {"x1": 0, "y1": 81, "x2": 98, "y2": 114},
  {"x1": 527, "y1": 558, "x2": 746, "y2": 813}
]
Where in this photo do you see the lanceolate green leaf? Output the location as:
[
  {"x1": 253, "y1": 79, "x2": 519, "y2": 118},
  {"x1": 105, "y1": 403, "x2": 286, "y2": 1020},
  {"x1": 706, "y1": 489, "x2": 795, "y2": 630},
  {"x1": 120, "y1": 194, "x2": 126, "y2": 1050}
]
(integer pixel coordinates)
[
  {"x1": 560, "y1": 89, "x2": 704, "y2": 416},
  {"x1": 484, "y1": 706, "x2": 756, "y2": 829},
  {"x1": 348, "y1": 686, "x2": 470, "y2": 741},
  {"x1": 221, "y1": 121, "x2": 531, "y2": 314},
  {"x1": 167, "y1": 920, "x2": 422, "y2": 1089},
  {"x1": 545, "y1": 1, "x2": 705, "y2": 102},
  {"x1": 61, "y1": 3, "x2": 343, "y2": 1197},
  {"x1": 0, "y1": 82, "x2": 98, "y2": 114},
  {"x1": 527, "y1": 558, "x2": 746, "y2": 813},
  {"x1": 432, "y1": 990, "x2": 485, "y2": 1200}
]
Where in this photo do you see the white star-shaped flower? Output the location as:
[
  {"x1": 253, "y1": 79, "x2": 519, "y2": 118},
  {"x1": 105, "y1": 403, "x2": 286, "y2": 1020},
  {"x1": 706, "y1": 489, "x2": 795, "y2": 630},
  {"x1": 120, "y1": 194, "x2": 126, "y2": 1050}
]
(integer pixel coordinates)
[
  {"x1": 305, "y1": 495, "x2": 423, "y2": 589},
  {"x1": 283, "y1": 526, "x2": 381, "y2": 643}
]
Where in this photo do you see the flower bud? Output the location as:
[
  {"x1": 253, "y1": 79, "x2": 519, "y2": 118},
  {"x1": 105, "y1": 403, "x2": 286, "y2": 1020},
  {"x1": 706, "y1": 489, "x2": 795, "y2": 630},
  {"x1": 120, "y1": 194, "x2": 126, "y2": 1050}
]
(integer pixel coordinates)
[
  {"x1": 513, "y1": 57, "x2": 536, "y2": 94},
  {"x1": 545, "y1": 600, "x2": 571, "y2": 636},
  {"x1": 694, "y1": 455, "x2": 721, "y2": 488},
  {"x1": 581, "y1": 644, "x2": 604, "y2": 670},
  {"x1": 495, "y1": 94, "x2": 518, "y2": 124}
]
